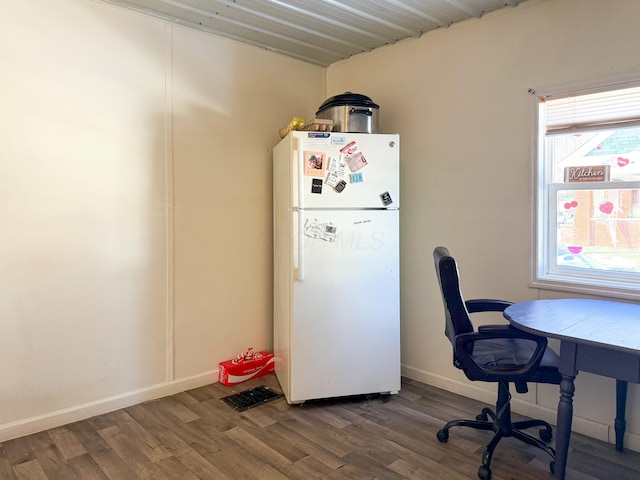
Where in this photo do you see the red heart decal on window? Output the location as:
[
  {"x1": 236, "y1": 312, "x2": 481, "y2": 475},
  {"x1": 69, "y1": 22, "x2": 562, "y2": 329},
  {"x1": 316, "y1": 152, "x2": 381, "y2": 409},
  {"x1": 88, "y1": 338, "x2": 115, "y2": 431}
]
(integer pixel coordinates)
[
  {"x1": 618, "y1": 157, "x2": 630, "y2": 167},
  {"x1": 564, "y1": 202, "x2": 572, "y2": 209},
  {"x1": 599, "y1": 201, "x2": 614, "y2": 214},
  {"x1": 571, "y1": 200, "x2": 578, "y2": 208},
  {"x1": 568, "y1": 246, "x2": 582, "y2": 254}
]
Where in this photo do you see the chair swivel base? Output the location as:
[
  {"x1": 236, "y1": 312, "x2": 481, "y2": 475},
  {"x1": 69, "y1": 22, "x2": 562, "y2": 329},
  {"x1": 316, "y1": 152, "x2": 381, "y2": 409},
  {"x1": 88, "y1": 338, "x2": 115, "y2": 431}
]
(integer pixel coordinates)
[{"x1": 436, "y1": 406, "x2": 555, "y2": 480}]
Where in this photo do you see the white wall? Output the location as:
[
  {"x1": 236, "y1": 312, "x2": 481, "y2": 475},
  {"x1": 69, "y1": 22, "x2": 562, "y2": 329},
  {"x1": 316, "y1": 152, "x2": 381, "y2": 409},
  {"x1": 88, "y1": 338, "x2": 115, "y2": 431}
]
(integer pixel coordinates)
[
  {"x1": 326, "y1": 0, "x2": 640, "y2": 451},
  {"x1": 0, "y1": 0, "x2": 323, "y2": 441}
]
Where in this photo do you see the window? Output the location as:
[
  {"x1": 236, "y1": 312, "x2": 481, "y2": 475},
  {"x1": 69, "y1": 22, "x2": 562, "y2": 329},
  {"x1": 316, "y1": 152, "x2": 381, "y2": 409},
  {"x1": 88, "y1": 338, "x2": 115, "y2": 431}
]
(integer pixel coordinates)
[{"x1": 533, "y1": 82, "x2": 640, "y2": 299}]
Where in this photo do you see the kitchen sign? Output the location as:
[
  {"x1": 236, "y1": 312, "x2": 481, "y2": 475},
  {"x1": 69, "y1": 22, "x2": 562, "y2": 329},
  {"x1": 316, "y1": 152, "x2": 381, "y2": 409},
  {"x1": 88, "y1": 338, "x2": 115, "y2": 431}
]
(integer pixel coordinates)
[{"x1": 564, "y1": 165, "x2": 610, "y2": 183}]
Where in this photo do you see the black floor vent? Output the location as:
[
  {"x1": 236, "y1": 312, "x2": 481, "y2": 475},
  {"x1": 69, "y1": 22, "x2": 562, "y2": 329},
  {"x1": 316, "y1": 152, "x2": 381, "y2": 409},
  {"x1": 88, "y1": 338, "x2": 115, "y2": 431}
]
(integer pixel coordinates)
[{"x1": 221, "y1": 386, "x2": 283, "y2": 412}]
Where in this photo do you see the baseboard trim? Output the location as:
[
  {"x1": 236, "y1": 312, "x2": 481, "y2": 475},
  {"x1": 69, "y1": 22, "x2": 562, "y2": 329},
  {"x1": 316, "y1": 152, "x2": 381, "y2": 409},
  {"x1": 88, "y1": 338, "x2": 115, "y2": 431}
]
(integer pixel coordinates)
[
  {"x1": 0, "y1": 370, "x2": 219, "y2": 443},
  {"x1": 401, "y1": 364, "x2": 640, "y2": 452}
]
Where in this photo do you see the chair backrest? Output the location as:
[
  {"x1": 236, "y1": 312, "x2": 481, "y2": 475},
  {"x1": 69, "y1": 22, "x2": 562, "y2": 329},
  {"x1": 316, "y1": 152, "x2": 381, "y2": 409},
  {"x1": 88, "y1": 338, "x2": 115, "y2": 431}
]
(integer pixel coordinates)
[{"x1": 433, "y1": 246, "x2": 474, "y2": 348}]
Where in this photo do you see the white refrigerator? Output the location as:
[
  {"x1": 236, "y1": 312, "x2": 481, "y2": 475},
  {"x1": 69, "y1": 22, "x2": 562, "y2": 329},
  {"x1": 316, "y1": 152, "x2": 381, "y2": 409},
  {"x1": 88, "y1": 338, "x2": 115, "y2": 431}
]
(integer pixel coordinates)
[{"x1": 273, "y1": 131, "x2": 400, "y2": 404}]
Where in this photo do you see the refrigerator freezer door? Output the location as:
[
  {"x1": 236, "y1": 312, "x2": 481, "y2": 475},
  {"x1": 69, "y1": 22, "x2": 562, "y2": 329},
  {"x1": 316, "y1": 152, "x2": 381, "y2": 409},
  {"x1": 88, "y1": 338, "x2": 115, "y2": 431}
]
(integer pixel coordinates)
[
  {"x1": 289, "y1": 132, "x2": 399, "y2": 210},
  {"x1": 286, "y1": 209, "x2": 400, "y2": 403}
]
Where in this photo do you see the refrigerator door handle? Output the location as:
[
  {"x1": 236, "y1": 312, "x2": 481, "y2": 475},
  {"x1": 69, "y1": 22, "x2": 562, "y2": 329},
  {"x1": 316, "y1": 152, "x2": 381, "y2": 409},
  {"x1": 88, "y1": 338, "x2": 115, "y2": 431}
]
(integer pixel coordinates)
[
  {"x1": 295, "y1": 136, "x2": 305, "y2": 281},
  {"x1": 295, "y1": 136, "x2": 304, "y2": 210},
  {"x1": 297, "y1": 209, "x2": 304, "y2": 281}
]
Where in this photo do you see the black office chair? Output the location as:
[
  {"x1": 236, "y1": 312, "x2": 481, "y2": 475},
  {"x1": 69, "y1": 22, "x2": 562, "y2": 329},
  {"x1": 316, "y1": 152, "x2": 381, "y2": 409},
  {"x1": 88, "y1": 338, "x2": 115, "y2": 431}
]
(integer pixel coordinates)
[{"x1": 433, "y1": 246, "x2": 561, "y2": 480}]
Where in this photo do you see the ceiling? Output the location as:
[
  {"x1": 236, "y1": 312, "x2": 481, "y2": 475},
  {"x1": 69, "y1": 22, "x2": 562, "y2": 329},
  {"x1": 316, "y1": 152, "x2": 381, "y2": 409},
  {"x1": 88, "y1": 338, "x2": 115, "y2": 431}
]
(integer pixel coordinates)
[{"x1": 101, "y1": 0, "x2": 523, "y2": 67}]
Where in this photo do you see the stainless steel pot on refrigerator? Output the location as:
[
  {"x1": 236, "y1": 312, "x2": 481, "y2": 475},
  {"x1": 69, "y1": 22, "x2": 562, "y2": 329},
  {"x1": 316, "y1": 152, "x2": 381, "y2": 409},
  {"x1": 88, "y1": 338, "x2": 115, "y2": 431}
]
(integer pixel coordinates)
[{"x1": 315, "y1": 92, "x2": 379, "y2": 133}]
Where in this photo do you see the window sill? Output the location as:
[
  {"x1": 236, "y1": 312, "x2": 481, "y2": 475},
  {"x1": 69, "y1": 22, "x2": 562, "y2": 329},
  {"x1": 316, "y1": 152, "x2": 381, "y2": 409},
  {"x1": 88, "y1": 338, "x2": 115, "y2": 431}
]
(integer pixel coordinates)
[{"x1": 530, "y1": 278, "x2": 640, "y2": 301}]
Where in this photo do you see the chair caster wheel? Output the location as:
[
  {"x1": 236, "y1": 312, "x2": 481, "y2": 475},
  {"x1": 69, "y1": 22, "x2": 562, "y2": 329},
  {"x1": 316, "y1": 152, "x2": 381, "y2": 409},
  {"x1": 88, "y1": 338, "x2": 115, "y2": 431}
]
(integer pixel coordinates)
[
  {"x1": 539, "y1": 428, "x2": 553, "y2": 442},
  {"x1": 436, "y1": 429, "x2": 449, "y2": 443},
  {"x1": 478, "y1": 465, "x2": 491, "y2": 480}
]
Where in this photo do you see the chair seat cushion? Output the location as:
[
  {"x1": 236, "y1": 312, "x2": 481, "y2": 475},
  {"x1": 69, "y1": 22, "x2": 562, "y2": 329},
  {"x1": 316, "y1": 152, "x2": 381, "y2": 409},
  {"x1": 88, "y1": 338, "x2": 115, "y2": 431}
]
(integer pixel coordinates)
[{"x1": 470, "y1": 337, "x2": 561, "y2": 384}]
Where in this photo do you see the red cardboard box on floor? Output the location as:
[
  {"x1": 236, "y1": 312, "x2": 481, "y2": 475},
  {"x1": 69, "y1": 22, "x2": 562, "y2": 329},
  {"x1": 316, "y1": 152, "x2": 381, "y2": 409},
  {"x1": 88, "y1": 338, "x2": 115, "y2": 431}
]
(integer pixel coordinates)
[{"x1": 219, "y1": 348, "x2": 275, "y2": 386}]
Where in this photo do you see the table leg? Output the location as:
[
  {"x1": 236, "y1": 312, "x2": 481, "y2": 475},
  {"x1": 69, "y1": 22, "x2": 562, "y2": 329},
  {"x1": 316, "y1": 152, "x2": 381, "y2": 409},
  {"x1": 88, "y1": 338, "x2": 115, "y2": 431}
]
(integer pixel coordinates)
[
  {"x1": 615, "y1": 379, "x2": 628, "y2": 452},
  {"x1": 554, "y1": 373, "x2": 575, "y2": 479}
]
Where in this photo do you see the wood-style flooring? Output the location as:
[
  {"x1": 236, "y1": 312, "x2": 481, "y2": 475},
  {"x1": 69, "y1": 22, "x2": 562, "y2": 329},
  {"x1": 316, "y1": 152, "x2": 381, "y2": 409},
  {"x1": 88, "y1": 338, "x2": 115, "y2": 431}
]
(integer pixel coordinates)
[{"x1": 1, "y1": 375, "x2": 639, "y2": 479}]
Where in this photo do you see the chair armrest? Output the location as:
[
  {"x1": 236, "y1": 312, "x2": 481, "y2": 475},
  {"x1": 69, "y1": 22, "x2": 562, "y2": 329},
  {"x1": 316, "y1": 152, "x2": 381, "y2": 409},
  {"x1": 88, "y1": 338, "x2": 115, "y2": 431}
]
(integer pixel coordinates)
[
  {"x1": 478, "y1": 324, "x2": 512, "y2": 333},
  {"x1": 454, "y1": 326, "x2": 547, "y2": 381},
  {"x1": 465, "y1": 298, "x2": 513, "y2": 313}
]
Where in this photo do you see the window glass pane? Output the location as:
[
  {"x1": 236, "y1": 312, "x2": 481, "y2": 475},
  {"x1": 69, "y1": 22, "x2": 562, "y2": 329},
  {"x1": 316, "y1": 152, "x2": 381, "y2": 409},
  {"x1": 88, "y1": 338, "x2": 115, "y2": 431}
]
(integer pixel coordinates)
[
  {"x1": 547, "y1": 127, "x2": 640, "y2": 183},
  {"x1": 556, "y1": 188, "x2": 640, "y2": 273}
]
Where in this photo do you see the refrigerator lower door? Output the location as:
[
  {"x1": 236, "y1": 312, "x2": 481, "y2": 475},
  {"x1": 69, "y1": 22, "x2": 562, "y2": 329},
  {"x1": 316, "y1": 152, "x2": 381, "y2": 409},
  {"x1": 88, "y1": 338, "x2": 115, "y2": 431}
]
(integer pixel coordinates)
[{"x1": 287, "y1": 209, "x2": 400, "y2": 403}]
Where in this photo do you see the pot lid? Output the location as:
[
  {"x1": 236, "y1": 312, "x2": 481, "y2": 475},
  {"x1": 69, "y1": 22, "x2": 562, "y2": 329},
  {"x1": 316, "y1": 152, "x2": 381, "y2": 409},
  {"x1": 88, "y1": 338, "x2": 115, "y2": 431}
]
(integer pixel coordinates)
[{"x1": 317, "y1": 92, "x2": 379, "y2": 113}]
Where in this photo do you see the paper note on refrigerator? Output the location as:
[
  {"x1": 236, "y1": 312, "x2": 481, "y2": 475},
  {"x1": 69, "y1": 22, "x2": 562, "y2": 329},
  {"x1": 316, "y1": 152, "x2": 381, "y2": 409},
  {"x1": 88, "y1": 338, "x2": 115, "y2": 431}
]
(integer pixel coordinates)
[
  {"x1": 346, "y1": 152, "x2": 367, "y2": 172},
  {"x1": 327, "y1": 155, "x2": 346, "y2": 174},
  {"x1": 339, "y1": 141, "x2": 368, "y2": 172},
  {"x1": 325, "y1": 171, "x2": 340, "y2": 187},
  {"x1": 326, "y1": 155, "x2": 348, "y2": 188},
  {"x1": 304, "y1": 218, "x2": 336, "y2": 242}
]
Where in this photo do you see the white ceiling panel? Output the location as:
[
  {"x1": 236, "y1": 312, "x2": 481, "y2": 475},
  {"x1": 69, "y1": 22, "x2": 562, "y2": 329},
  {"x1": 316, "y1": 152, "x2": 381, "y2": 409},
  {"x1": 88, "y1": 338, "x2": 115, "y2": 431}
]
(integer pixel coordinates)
[{"x1": 101, "y1": 0, "x2": 523, "y2": 66}]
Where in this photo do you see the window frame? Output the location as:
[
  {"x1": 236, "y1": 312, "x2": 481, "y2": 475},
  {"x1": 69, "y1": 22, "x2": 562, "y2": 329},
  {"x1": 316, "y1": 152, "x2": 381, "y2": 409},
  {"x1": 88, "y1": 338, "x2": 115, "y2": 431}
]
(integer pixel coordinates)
[{"x1": 531, "y1": 75, "x2": 640, "y2": 300}]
